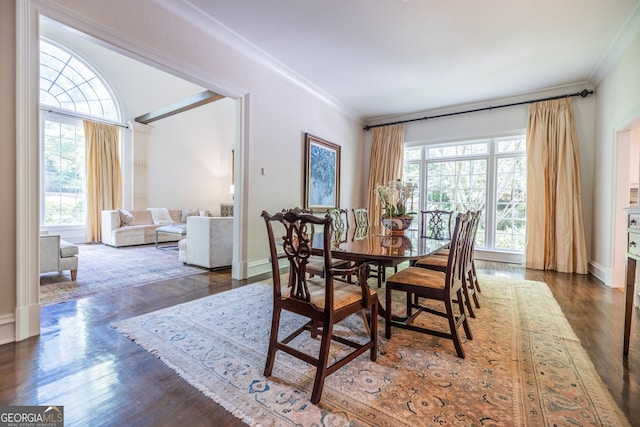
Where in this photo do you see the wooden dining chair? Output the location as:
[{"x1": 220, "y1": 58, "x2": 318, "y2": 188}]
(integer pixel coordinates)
[
  {"x1": 384, "y1": 212, "x2": 473, "y2": 358},
  {"x1": 294, "y1": 208, "x2": 351, "y2": 280},
  {"x1": 261, "y1": 209, "x2": 378, "y2": 404},
  {"x1": 414, "y1": 210, "x2": 482, "y2": 317},
  {"x1": 420, "y1": 209, "x2": 454, "y2": 240},
  {"x1": 351, "y1": 207, "x2": 388, "y2": 287},
  {"x1": 327, "y1": 208, "x2": 349, "y2": 232},
  {"x1": 352, "y1": 207, "x2": 370, "y2": 228}
]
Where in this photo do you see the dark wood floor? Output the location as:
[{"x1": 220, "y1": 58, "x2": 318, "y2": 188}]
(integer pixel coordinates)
[{"x1": 1, "y1": 262, "x2": 638, "y2": 426}]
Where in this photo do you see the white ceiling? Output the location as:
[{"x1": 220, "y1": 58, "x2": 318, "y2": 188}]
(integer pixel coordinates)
[{"x1": 157, "y1": 0, "x2": 640, "y2": 120}]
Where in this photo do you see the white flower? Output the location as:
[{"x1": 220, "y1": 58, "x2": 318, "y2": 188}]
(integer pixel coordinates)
[{"x1": 376, "y1": 179, "x2": 416, "y2": 218}]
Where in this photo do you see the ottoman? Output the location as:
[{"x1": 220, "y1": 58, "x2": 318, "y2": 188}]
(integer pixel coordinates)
[{"x1": 155, "y1": 223, "x2": 187, "y2": 248}]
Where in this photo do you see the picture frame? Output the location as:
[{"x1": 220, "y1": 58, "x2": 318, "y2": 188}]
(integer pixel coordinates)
[{"x1": 303, "y1": 133, "x2": 341, "y2": 210}]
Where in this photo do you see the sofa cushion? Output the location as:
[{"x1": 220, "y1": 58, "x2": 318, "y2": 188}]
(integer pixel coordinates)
[
  {"x1": 148, "y1": 208, "x2": 174, "y2": 225},
  {"x1": 118, "y1": 208, "x2": 135, "y2": 226},
  {"x1": 181, "y1": 207, "x2": 199, "y2": 223}
]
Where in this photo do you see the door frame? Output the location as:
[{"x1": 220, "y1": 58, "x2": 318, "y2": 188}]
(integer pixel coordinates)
[{"x1": 15, "y1": 0, "x2": 250, "y2": 340}]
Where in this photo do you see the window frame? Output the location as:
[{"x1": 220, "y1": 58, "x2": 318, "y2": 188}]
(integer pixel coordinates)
[
  {"x1": 40, "y1": 110, "x2": 87, "y2": 228},
  {"x1": 39, "y1": 38, "x2": 122, "y2": 232},
  {"x1": 404, "y1": 134, "x2": 526, "y2": 263}
]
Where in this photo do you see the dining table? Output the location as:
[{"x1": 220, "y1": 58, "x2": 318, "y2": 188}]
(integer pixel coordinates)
[
  {"x1": 311, "y1": 226, "x2": 451, "y2": 269},
  {"x1": 310, "y1": 226, "x2": 451, "y2": 319}
]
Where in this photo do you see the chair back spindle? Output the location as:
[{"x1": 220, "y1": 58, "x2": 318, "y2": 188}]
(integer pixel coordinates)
[
  {"x1": 421, "y1": 210, "x2": 454, "y2": 240},
  {"x1": 352, "y1": 208, "x2": 370, "y2": 229}
]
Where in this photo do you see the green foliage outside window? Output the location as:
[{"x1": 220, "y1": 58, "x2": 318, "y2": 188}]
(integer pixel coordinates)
[
  {"x1": 43, "y1": 120, "x2": 86, "y2": 225},
  {"x1": 403, "y1": 138, "x2": 527, "y2": 252}
]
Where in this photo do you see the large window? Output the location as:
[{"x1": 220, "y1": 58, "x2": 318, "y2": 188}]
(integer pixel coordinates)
[
  {"x1": 40, "y1": 39, "x2": 120, "y2": 227},
  {"x1": 404, "y1": 136, "x2": 526, "y2": 257},
  {"x1": 42, "y1": 114, "x2": 85, "y2": 225}
]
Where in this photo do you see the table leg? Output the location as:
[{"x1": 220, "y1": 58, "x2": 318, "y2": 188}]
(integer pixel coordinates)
[{"x1": 624, "y1": 257, "x2": 636, "y2": 356}]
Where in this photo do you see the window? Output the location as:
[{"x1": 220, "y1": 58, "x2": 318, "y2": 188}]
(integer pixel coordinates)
[
  {"x1": 40, "y1": 39, "x2": 120, "y2": 226},
  {"x1": 42, "y1": 114, "x2": 85, "y2": 225},
  {"x1": 403, "y1": 136, "x2": 526, "y2": 256}
]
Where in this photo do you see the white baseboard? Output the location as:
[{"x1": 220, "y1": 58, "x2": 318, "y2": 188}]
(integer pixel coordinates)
[
  {"x1": 0, "y1": 313, "x2": 16, "y2": 345},
  {"x1": 475, "y1": 249, "x2": 523, "y2": 264},
  {"x1": 247, "y1": 258, "x2": 274, "y2": 278},
  {"x1": 588, "y1": 261, "x2": 611, "y2": 287},
  {"x1": 14, "y1": 304, "x2": 40, "y2": 342},
  {"x1": 248, "y1": 257, "x2": 290, "y2": 279}
]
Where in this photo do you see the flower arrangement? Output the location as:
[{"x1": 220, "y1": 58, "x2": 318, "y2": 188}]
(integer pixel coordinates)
[{"x1": 376, "y1": 179, "x2": 417, "y2": 218}]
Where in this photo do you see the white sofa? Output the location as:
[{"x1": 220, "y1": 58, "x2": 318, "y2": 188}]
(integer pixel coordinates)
[
  {"x1": 40, "y1": 234, "x2": 79, "y2": 280},
  {"x1": 178, "y1": 216, "x2": 233, "y2": 269},
  {"x1": 101, "y1": 209, "x2": 185, "y2": 247}
]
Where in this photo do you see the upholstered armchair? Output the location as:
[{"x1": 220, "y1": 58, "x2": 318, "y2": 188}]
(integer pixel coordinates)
[
  {"x1": 39, "y1": 234, "x2": 79, "y2": 280},
  {"x1": 178, "y1": 216, "x2": 233, "y2": 269}
]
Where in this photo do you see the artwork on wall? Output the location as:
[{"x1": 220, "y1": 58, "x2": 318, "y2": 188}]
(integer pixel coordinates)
[{"x1": 303, "y1": 133, "x2": 341, "y2": 210}]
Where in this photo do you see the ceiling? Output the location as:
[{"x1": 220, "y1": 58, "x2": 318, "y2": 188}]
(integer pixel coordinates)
[{"x1": 157, "y1": 0, "x2": 640, "y2": 120}]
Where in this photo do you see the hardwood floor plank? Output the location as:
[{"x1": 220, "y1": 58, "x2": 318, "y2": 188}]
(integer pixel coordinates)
[{"x1": 1, "y1": 263, "x2": 638, "y2": 426}]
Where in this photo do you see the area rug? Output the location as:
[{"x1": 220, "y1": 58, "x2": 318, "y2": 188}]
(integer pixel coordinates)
[
  {"x1": 40, "y1": 244, "x2": 207, "y2": 305},
  {"x1": 112, "y1": 275, "x2": 629, "y2": 426}
]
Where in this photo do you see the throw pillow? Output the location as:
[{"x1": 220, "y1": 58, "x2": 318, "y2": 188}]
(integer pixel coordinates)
[
  {"x1": 117, "y1": 208, "x2": 135, "y2": 226},
  {"x1": 148, "y1": 208, "x2": 174, "y2": 225},
  {"x1": 181, "y1": 207, "x2": 199, "y2": 223}
]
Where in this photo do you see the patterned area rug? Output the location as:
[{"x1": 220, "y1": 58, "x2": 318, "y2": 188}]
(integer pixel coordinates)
[
  {"x1": 40, "y1": 244, "x2": 206, "y2": 305},
  {"x1": 113, "y1": 275, "x2": 629, "y2": 426}
]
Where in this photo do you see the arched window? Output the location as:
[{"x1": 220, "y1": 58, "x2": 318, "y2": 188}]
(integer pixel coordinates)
[
  {"x1": 40, "y1": 40, "x2": 119, "y2": 120},
  {"x1": 40, "y1": 39, "x2": 121, "y2": 227}
]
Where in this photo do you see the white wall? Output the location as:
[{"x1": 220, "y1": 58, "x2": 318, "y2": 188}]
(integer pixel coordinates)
[
  {"x1": 146, "y1": 98, "x2": 236, "y2": 214},
  {"x1": 364, "y1": 83, "x2": 596, "y2": 262},
  {"x1": 592, "y1": 25, "x2": 640, "y2": 284}
]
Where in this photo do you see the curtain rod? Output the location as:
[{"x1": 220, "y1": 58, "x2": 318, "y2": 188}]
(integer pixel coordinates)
[
  {"x1": 41, "y1": 108, "x2": 129, "y2": 129},
  {"x1": 363, "y1": 89, "x2": 594, "y2": 131}
]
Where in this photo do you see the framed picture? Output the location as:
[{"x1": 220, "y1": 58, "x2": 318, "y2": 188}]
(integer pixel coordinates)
[{"x1": 304, "y1": 133, "x2": 341, "y2": 210}]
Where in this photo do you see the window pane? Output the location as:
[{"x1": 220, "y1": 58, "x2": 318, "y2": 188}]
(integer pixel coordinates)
[
  {"x1": 497, "y1": 137, "x2": 526, "y2": 153},
  {"x1": 402, "y1": 162, "x2": 420, "y2": 213},
  {"x1": 40, "y1": 40, "x2": 119, "y2": 121},
  {"x1": 43, "y1": 120, "x2": 86, "y2": 226},
  {"x1": 404, "y1": 147, "x2": 422, "y2": 161},
  {"x1": 428, "y1": 142, "x2": 488, "y2": 159},
  {"x1": 426, "y1": 159, "x2": 487, "y2": 215},
  {"x1": 425, "y1": 158, "x2": 488, "y2": 249},
  {"x1": 495, "y1": 155, "x2": 526, "y2": 250}
]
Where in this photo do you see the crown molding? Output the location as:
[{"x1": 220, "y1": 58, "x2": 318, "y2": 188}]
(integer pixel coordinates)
[
  {"x1": 590, "y1": 2, "x2": 640, "y2": 84},
  {"x1": 34, "y1": 0, "x2": 248, "y2": 99},
  {"x1": 154, "y1": 0, "x2": 364, "y2": 123}
]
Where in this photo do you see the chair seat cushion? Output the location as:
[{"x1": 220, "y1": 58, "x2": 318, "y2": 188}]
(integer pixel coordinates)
[
  {"x1": 386, "y1": 267, "x2": 446, "y2": 290},
  {"x1": 414, "y1": 254, "x2": 448, "y2": 269},
  {"x1": 307, "y1": 256, "x2": 351, "y2": 276},
  {"x1": 283, "y1": 278, "x2": 376, "y2": 310},
  {"x1": 59, "y1": 240, "x2": 79, "y2": 258}
]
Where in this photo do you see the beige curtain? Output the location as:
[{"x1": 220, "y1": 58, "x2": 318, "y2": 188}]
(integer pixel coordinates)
[
  {"x1": 84, "y1": 121, "x2": 123, "y2": 242},
  {"x1": 366, "y1": 124, "x2": 404, "y2": 226},
  {"x1": 525, "y1": 98, "x2": 587, "y2": 274}
]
